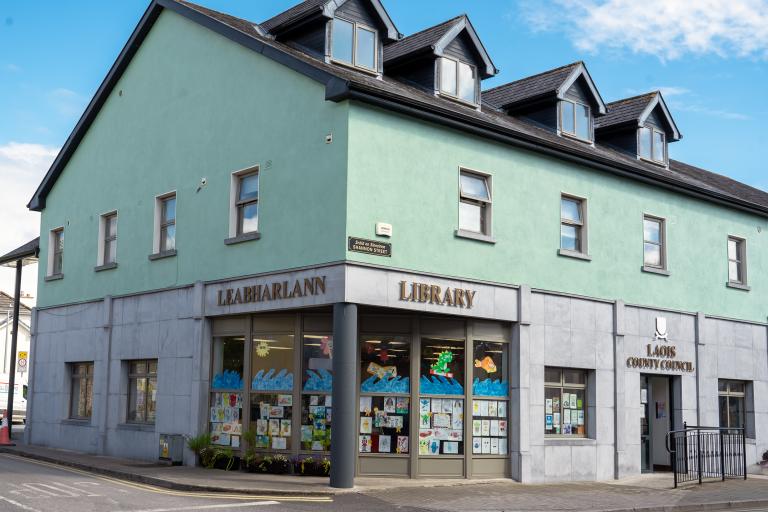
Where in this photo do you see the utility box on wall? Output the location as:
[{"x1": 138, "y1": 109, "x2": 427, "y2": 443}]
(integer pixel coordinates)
[{"x1": 159, "y1": 434, "x2": 184, "y2": 466}]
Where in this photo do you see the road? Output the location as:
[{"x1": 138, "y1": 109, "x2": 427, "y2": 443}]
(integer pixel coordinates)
[{"x1": 0, "y1": 454, "x2": 422, "y2": 512}]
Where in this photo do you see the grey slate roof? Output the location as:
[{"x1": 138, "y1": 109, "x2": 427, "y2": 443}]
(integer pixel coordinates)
[
  {"x1": 261, "y1": 0, "x2": 326, "y2": 33},
  {"x1": 0, "y1": 237, "x2": 39, "y2": 267},
  {"x1": 27, "y1": 0, "x2": 768, "y2": 218},
  {"x1": 383, "y1": 15, "x2": 463, "y2": 63},
  {"x1": 594, "y1": 92, "x2": 656, "y2": 129},
  {"x1": 482, "y1": 62, "x2": 580, "y2": 109}
]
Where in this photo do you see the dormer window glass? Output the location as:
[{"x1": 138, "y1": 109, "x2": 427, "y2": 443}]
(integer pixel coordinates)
[
  {"x1": 560, "y1": 100, "x2": 591, "y2": 141},
  {"x1": 331, "y1": 18, "x2": 377, "y2": 71},
  {"x1": 639, "y1": 126, "x2": 666, "y2": 163},
  {"x1": 439, "y1": 57, "x2": 477, "y2": 104}
]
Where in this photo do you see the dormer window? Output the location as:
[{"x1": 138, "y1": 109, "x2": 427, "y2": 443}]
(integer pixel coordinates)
[
  {"x1": 439, "y1": 57, "x2": 477, "y2": 105},
  {"x1": 638, "y1": 126, "x2": 666, "y2": 164},
  {"x1": 331, "y1": 18, "x2": 377, "y2": 71},
  {"x1": 560, "y1": 99, "x2": 591, "y2": 142}
]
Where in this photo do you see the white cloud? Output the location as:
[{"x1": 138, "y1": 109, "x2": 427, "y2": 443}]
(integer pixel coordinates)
[
  {"x1": 4, "y1": 63, "x2": 20, "y2": 73},
  {"x1": 48, "y1": 88, "x2": 86, "y2": 118},
  {"x1": 520, "y1": 0, "x2": 768, "y2": 61},
  {"x1": 0, "y1": 142, "x2": 59, "y2": 300}
]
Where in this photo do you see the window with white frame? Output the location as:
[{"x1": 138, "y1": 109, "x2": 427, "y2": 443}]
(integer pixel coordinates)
[
  {"x1": 69, "y1": 362, "x2": 94, "y2": 420},
  {"x1": 560, "y1": 100, "x2": 591, "y2": 141},
  {"x1": 229, "y1": 168, "x2": 259, "y2": 239},
  {"x1": 643, "y1": 215, "x2": 666, "y2": 269},
  {"x1": 98, "y1": 212, "x2": 118, "y2": 267},
  {"x1": 439, "y1": 57, "x2": 477, "y2": 104},
  {"x1": 331, "y1": 18, "x2": 377, "y2": 71},
  {"x1": 727, "y1": 236, "x2": 747, "y2": 285},
  {"x1": 153, "y1": 193, "x2": 176, "y2": 254},
  {"x1": 458, "y1": 170, "x2": 491, "y2": 235},
  {"x1": 718, "y1": 380, "x2": 746, "y2": 430},
  {"x1": 639, "y1": 126, "x2": 666, "y2": 163},
  {"x1": 560, "y1": 195, "x2": 586, "y2": 254},
  {"x1": 48, "y1": 227, "x2": 64, "y2": 277}
]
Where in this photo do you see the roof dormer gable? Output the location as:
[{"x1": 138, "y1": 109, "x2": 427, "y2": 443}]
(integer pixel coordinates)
[
  {"x1": 261, "y1": 0, "x2": 399, "y2": 74},
  {"x1": 483, "y1": 62, "x2": 605, "y2": 142},
  {"x1": 595, "y1": 91, "x2": 682, "y2": 166},
  {"x1": 383, "y1": 15, "x2": 497, "y2": 107}
]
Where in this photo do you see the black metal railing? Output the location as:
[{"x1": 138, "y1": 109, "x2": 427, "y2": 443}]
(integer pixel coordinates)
[{"x1": 666, "y1": 422, "x2": 747, "y2": 488}]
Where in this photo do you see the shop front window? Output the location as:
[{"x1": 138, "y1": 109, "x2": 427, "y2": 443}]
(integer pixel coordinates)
[
  {"x1": 471, "y1": 341, "x2": 508, "y2": 455},
  {"x1": 127, "y1": 360, "x2": 157, "y2": 424},
  {"x1": 250, "y1": 334, "x2": 294, "y2": 452},
  {"x1": 419, "y1": 339, "x2": 465, "y2": 455},
  {"x1": 544, "y1": 367, "x2": 587, "y2": 437},
  {"x1": 211, "y1": 336, "x2": 245, "y2": 390},
  {"x1": 301, "y1": 334, "x2": 333, "y2": 451},
  {"x1": 210, "y1": 391, "x2": 243, "y2": 447},
  {"x1": 359, "y1": 335, "x2": 410, "y2": 454}
]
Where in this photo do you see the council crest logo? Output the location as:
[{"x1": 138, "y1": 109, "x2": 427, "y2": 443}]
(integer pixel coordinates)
[{"x1": 654, "y1": 317, "x2": 668, "y2": 341}]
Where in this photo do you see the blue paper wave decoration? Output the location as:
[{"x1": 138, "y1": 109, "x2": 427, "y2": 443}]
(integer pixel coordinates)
[
  {"x1": 303, "y1": 369, "x2": 333, "y2": 392},
  {"x1": 472, "y1": 377, "x2": 508, "y2": 397},
  {"x1": 419, "y1": 375, "x2": 464, "y2": 395},
  {"x1": 212, "y1": 370, "x2": 243, "y2": 390},
  {"x1": 251, "y1": 369, "x2": 294, "y2": 391},
  {"x1": 360, "y1": 375, "x2": 410, "y2": 393}
]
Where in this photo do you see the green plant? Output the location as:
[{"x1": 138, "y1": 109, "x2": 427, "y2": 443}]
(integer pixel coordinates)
[
  {"x1": 217, "y1": 447, "x2": 237, "y2": 471},
  {"x1": 200, "y1": 446, "x2": 217, "y2": 469},
  {"x1": 186, "y1": 433, "x2": 212, "y2": 456}
]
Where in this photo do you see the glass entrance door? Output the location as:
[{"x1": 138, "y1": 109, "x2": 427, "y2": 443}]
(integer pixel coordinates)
[{"x1": 640, "y1": 375, "x2": 651, "y2": 473}]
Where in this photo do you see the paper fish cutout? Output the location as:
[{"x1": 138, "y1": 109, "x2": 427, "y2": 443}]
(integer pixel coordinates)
[
  {"x1": 474, "y1": 356, "x2": 497, "y2": 374},
  {"x1": 367, "y1": 362, "x2": 397, "y2": 380}
]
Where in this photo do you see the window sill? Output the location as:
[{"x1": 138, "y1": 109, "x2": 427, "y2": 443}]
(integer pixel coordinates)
[
  {"x1": 61, "y1": 418, "x2": 92, "y2": 426},
  {"x1": 44, "y1": 273, "x2": 64, "y2": 282},
  {"x1": 544, "y1": 437, "x2": 596, "y2": 446},
  {"x1": 94, "y1": 262, "x2": 118, "y2": 272},
  {"x1": 224, "y1": 231, "x2": 261, "y2": 246},
  {"x1": 559, "y1": 131, "x2": 594, "y2": 145},
  {"x1": 117, "y1": 422, "x2": 155, "y2": 432},
  {"x1": 454, "y1": 229, "x2": 496, "y2": 244},
  {"x1": 726, "y1": 281, "x2": 751, "y2": 291},
  {"x1": 329, "y1": 58, "x2": 380, "y2": 77},
  {"x1": 148, "y1": 249, "x2": 177, "y2": 261},
  {"x1": 438, "y1": 92, "x2": 480, "y2": 110},
  {"x1": 642, "y1": 265, "x2": 670, "y2": 276},
  {"x1": 558, "y1": 249, "x2": 591, "y2": 261},
  {"x1": 638, "y1": 156, "x2": 668, "y2": 168}
]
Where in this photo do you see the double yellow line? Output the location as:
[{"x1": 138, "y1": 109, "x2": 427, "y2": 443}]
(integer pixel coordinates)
[{"x1": 0, "y1": 454, "x2": 333, "y2": 503}]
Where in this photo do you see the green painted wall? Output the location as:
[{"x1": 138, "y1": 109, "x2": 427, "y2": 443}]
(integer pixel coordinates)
[
  {"x1": 345, "y1": 104, "x2": 768, "y2": 322},
  {"x1": 37, "y1": 10, "x2": 349, "y2": 307},
  {"x1": 38, "y1": 9, "x2": 768, "y2": 323}
]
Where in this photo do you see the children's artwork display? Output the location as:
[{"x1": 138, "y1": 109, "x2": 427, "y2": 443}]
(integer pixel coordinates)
[
  {"x1": 249, "y1": 393, "x2": 292, "y2": 450},
  {"x1": 303, "y1": 335, "x2": 333, "y2": 392},
  {"x1": 418, "y1": 398, "x2": 464, "y2": 455},
  {"x1": 471, "y1": 341, "x2": 509, "y2": 397},
  {"x1": 360, "y1": 336, "x2": 411, "y2": 394},
  {"x1": 420, "y1": 339, "x2": 465, "y2": 396},
  {"x1": 471, "y1": 399, "x2": 508, "y2": 455},
  {"x1": 359, "y1": 395, "x2": 410, "y2": 454},
  {"x1": 210, "y1": 392, "x2": 243, "y2": 447},
  {"x1": 545, "y1": 384, "x2": 586, "y2": 436},
  {"x1": 301, "y1": 394, "x2": 332, "y2": 451}
]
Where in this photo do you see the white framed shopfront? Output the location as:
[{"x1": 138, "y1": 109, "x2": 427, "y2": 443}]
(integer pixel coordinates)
[{"x1": 208, "y1": 308, "x2": 513, "y2": 479}]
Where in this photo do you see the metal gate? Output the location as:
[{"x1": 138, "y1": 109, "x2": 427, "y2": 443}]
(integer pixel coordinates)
[{"x1": 665, "y1": 423, "x2": 747, "y2": 487}]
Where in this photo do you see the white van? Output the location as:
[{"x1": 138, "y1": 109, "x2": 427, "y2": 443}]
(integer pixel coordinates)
[{"x1": 0, "y1": 374, "x2": 27, "y2": 424}]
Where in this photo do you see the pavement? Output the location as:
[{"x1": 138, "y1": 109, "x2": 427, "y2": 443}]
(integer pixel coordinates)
[{"x1": 2, "y1": 440, "x2": 768, "y2": 511}]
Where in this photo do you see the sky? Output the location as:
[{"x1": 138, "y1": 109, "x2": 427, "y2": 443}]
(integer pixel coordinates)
[{"x1": 1, "y1": 0, "x2": 767, "y2": 299}]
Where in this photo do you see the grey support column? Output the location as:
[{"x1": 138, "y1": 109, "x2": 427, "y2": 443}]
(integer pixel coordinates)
[
  {"x1": 511, "y1": 285, "x2": 531, "y2": 482},
  {"x1": 330, "y1": 303, "x2": 357, "y2": 489},
  {"x1": 23, "y1": 307, "x2": 38, "y2": 445},
  {"x1": 98, "y1": 295, "x2": 114, "y2": 455},
  {"x1": 613, "y1": 300, "x2": 626, "y2": 479},
  {"x1": 694, "y1": 312, "x2": 705, "y2": 426}
]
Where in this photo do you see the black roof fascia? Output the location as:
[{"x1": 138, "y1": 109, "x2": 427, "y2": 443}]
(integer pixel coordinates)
[
  {"x1": 0, "y1": 238, "x2": 40, "y2": 267},
  {"x1": 28, "y1": 0, "x2": 338, "y2": 211},
  {"x1": 327, "y1": 80, "x2": 768, "y2": 218}
]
